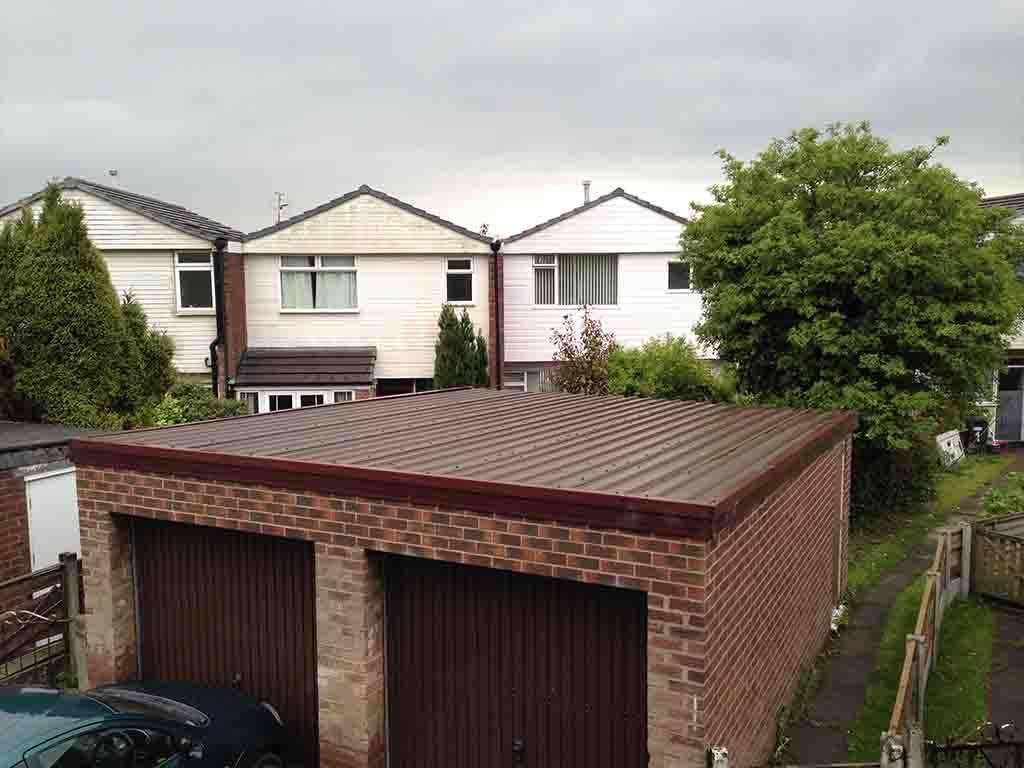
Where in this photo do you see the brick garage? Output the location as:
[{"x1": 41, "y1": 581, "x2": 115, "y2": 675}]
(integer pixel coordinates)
[{"x1": 72, "y1": 389, "x2": 855, "y2": 768}]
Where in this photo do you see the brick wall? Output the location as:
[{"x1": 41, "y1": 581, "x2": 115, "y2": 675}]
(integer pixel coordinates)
[
  {"x1": 222, "y1": 250, "x2": 247, "y2": 380},
  {"x1": 75, "y1": 436, "x2": 848, "y2": 768},
  {"x1": 487, "y1": 248, "x2": 503, "y2": 388},
  {"x1": 702, "y1": 438, "x2": 851, "y2": 767},
  {"x1": 0, "y1": 469, "x2": 30, "y2": 581}
]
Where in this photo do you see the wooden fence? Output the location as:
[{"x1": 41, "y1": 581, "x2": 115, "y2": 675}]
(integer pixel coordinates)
[
  {"x1": 0, "y1": 553, "x2": 83, "y2": 686},
  {"x1": 881, "y1": 525, "x2": 970, "y2": 767},
  {"x1": 973, "y1": 512, "x2": 1024, "y2": 605}
]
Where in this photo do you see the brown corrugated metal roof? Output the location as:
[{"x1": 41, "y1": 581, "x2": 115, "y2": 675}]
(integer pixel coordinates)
[
  {"x1": 233, "y1": 347, "x2": 376, "y2": 387},
  {"x1": 72, "y1": 389, "x2": 856, "y2": 538},
  {"x1": 0, "y1": 421, "x2": 88, "y2": 452}
]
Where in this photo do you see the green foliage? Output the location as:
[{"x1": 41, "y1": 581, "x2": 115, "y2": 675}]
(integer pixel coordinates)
[
  {"x1": 550, "y1": 306, "x2": 617, "y2": 395},
  {"x1": 433, "y1": 305, "x2": 489, "y2": 388},
  {"x1": 683, "y1": 122, "x2": 1024, "y2": 519},
  {"x1": 981, "y1": 471, "x2": 1024, "y2": 518},
  {"x1": 608, "y1": 334, "x2": 732, "y2": 402},
  {"x1": 924, "y1": 596, "x2": 995, "y2": 740},
  {"x1": 153, "y1": 383, "x2": 248, "y2": 425},
  {"x1": 0, "y1": 187, "x2": 179, "y2": 428}
]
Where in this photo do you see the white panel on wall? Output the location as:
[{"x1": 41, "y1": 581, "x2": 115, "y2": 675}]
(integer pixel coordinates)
[{"x1": 25, "y1": 467, "x2": 81, "y2": 571}]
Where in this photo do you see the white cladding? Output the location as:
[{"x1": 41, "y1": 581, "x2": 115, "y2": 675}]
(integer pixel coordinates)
[
  {"x1": 244, "y1": 193, "x2": 491, "y2": 379},
  {"x1": 502, "y1": 193, "x2": 701, "y2": 362},
  {"x1": 1, "y1": 189, "x2": 214, "y2": 373},
  {"x1": 244, "y1": 194, "x2": 491, "y2": 255}
]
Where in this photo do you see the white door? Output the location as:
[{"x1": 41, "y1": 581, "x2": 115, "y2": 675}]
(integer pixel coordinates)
[{"x1": 24, "y1": 467, "x2": 81, "y2": 571}]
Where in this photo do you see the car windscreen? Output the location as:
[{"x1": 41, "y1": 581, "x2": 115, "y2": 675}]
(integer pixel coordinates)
[{"x1": 85, "y1": 689, "x2": 210, "y2": 727}]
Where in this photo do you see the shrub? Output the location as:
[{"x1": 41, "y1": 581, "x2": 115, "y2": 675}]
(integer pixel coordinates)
[
  {"x1": 153, "y1": 383, "x2": 248, "y2": 426},
  {"x1": 434, "y1": 304, "x2": 489, "y2": 388},
  {"x1": 550, "y1": 306, "x2": 617, "y2": 395},
  {"x1": 608, "y1": 334, "x2": 731, "y2": 402},
  {"x1": 981, "y1": 472, "x2": 1024, "y2": 518}
]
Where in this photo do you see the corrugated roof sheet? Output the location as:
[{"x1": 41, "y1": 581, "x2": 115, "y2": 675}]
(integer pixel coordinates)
[
  {"x1": 234, "y1": 347, "x2": 377, "y2": 387},
  {"x1": 74, "y1": 389, "x2": 855, "y2": 537},
  {"x1": 0, "y1": 421, "x2": 87, "y2": 453},
  {"x1": 982, "y1": 192, "x2": 1024, "y2": 218},
  {"x1": 0, "y1": 178, "x2": 242, "y2": 242}
]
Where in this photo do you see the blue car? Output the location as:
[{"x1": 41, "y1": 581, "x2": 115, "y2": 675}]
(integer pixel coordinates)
[{"x1": 0, "y1": 683, "x2": 290, "y2": 768}]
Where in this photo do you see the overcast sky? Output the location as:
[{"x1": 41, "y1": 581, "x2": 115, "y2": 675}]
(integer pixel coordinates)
[{"x1": 1, "y1": 0, "x2": 1021, "y2": 237}]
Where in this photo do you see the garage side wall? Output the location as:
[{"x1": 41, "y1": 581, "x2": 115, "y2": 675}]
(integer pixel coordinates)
[
  {"x1": 703, "y1": 437, "x2": 852, "y2": 767},
  {"x1": 0, "y1": 469, "x2": 30, "y2": 581},
  {"x1": 75, "y1": 465, "x2": 710, "y2": 768}
]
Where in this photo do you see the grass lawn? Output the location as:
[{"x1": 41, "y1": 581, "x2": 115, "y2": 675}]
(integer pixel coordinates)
[
  {"x1": 846, "y1": 455, "x2": 1012, "y2": 599},
  {"x1": 846, "y1": 578, "x2": 925, "y2": 760},
  {"x1": 924, "y1": 596, "x2": 996, "y2": 740}
]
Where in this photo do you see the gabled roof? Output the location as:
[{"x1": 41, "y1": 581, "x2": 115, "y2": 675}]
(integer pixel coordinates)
[
  {"x1": 234, "y1": 347, "x2": 377, "y2": 387},
  {"x1": 982, "y1": 192, "x2": 1024, "y2": 218},
  {"x1": 244, "y1": 184, "x2": 493, "y2": 244},
  {"x1": 0, "y1": 177, "x2": 242, "y2": 242},
  {"x1": 504, "y1": 187, "x2": 688, "y2": 244}
]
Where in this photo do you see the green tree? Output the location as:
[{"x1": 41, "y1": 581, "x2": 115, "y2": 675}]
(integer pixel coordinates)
[
  {"x1": 550, "y1": 306, "x2": 617, "y2": 395},
  {"x1": 0, "y1": 186, "x2": 178, "y2": 428},
  {"x1": 682, "y1": 123, "x2": 1024, "y2": 518},
  {"x1": 608, "y1": 334, "x2": 732, "y2": 402},
  {"x1": 434, "y1": 304, "x2": 489, "y2": 388},
  {"x1": 152, "y1": 383, "x2": 248, "y2": 425}
]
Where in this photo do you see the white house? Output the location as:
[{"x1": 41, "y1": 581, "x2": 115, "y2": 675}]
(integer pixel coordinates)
[
  {"x1": 499, "y1": 187, "x2": 697, "y2": 391},
  {"x1": 0, "y1": 177, "x2": 242, "y2": 376},
  {"x1": 236, "y1": 184, "x2": 495, "y2": 409}
]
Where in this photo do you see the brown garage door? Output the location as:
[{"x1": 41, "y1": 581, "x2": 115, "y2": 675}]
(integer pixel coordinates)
[
  {"x1": 133, "y1": 519, "x2": 318, "y2": 765},
  {"x1": 386, "y1": 556, "x2": 647, "y2": 768}
]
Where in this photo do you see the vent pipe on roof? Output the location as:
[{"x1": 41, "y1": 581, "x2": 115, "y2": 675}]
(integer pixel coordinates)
[{"x1": 583, "y1": 180, "x2": 591, "y2": 204}]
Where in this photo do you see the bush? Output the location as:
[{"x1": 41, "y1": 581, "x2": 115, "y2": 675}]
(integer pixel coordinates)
[
  {"x1": 981, "y1": 472, "x2": 1024, "y2": 518},
  {"x1": 152, "y1": 383, "x2": 248, "y2": 426},
  {"x1": 550, "y1": 306, "x2": 617, "y2": 395},
  {"x1": 117, "y1": 293, "x2": 177, "y2": 426},
  {"x1": 434, "y1": 305, "x2": 489, "y2": 388},
  {"x1": 850, "y1": 434, "x2": 942, "y2": 524},
  {"x1": 608, "y1": 334, "x2": 732, "y2": 402}
]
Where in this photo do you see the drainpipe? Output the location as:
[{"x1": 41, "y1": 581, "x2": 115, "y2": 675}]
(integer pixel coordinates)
[
  {"x1": 212, "y1": 237, "x2": 228, "y2": 397},
  {"x1": 490, "y1": 239, "x2": 504, "y2": 389}
]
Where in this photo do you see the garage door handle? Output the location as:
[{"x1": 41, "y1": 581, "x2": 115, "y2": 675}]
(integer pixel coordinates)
[{"x1": 512, "y1": 737, "x2": 525, "y2": 764}]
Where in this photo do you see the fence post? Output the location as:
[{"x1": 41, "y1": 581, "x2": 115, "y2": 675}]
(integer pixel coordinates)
[
  {"x1": 943, "y1": 530, "x2": 953, "y2": 592},
  {"x1": 910, "y1": 633, "x2": 927, "y2": 725},
  {"x1": 881, "y1": 732, "x2": 904, "y2": 768},
  {"x1": 907, "y1": 726, "x2": 925, "y2": 768},
  {"x1": 59, "y1": 552, "x2": 81, "y2": 688},
  {"x1": 960, "y1": 522, "x2": 972, "y2": 597}
]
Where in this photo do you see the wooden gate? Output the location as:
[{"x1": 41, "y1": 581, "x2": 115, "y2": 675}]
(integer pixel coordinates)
[
  {"x1": 973, "y1": 515, "x2": 1024, "y2": 606},
  {"x1": 133, "y1": 519, "x2": 319, "y2": 765},
  {"x1": 385, "y1": 555, "x2": 648, "y2": 768}
]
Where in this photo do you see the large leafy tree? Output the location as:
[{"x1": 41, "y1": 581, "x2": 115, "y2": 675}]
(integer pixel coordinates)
[
  {"x1": 434, "y1": 304, "x2": 489, "y2": 388},
  {"x1": 0, "y1": 186, "x2": 177, "y2": 428},
  {"x1": 683, "y1": 123, "x2": 1024, "y2": 517}
]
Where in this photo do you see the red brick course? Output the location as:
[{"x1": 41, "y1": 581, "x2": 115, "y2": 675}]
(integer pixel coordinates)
[
  {"x1": 0, "y1": 469, "x2": 30, "y2": 582},
  {"x1": 76, "y1": 434, "x2": 851, "y2": 768}
]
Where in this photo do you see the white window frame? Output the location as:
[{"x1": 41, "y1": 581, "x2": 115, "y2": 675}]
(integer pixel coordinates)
[
  {"x1": 237, "y1": 388, "x2": 362, "y2": 413},
  {"x1": 667, "y1": 259, "x2": 694, "y2": 293},
  {"x1": 444, "y1": 256, "x2": 474, "y2": 305},
  {"x1": 174, "y1": 251, "x2": 216, "y2": 315},
  {"x1": 278, "y1": 255, "x2": 359, "y2": 314},
  {"x1": 532, "y1": 254, "x2": 619, "y2": 308}
]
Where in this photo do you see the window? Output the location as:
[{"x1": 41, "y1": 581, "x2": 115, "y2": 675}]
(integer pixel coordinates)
[
  {"x1": 238, "y1": 391, "x2": 259, "y2": 414},
  {"x1": 334, "y1": 390, "x2": 355, "y2": 403},
  {"x1": 668, "y1": 261, "x2": 691, "y2": 291},
  {"x1": 175, "y1": 252, "x2": 214, "y2": 312},
  {"x1": 268, "y1": 394, "x2": 293, "y2": 412},
  {"x1": 445, "y1": 257, "x2": 473, "y2": 303},
  {"x1": 281, "y1": 255, "x2": 357, "y2": 311},
  {"x1": 533, "y1": 254, "x2": 617, "y2": 305},
  {"x1": 300, "y1": 393, "x2": 325, "y2": 408}
]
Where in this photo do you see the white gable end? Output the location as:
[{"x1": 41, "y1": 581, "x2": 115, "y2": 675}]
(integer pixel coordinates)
[
  {"x1": 244, "y1": 194, "x2": 490, "y2": 254},
  {"x1": 503, "y1": 196, "x2": 685, "y2": 254}
]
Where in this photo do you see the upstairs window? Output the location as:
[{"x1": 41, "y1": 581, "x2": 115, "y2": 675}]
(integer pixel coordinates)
[
  {"x1": 533, "y1": 255, "x2": 618, "y2": 306},
  {"x1": 280, "y1": 255, "x2": 357, "y2": 311},
  {"x1": 334, "y1": 391, "x2": 355, "y2": 403},
  {"x1": 668, "y1": 261, "x2": 691, "y2": 291},
  {"x1": 175, "y1": 252, "x2": 214, "y2": 312},
  {"x1": 445, "y1": 257, "x2": 473, "y2": 303}
]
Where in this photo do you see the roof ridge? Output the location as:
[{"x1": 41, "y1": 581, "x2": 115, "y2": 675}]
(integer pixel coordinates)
[
  {"x1": 244, "y1": 185, "x2": 493, "y2": 244},
  {"x1": 504, "y1": 186, "x2": 687, "y2": 243}
]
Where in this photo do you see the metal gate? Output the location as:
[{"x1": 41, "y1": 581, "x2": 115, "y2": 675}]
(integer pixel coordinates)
[
  {"x1": 927, "y1": 723, "x2": 1022, "y2": 767},
  {"x1": 385, "y1": 555, "x2": 648, "y2": 768},
  {"x1": 133, "y1": 519, "x2": 318, "y2": 765}
]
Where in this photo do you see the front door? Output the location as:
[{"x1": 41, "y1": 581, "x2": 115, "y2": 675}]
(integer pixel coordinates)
[
  {"x1": 997, "y1": 368, "x2": 1024, "y2": 442},
  {"x1": 385, "y1": 555, "x2": 648, "y2": 768}
]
